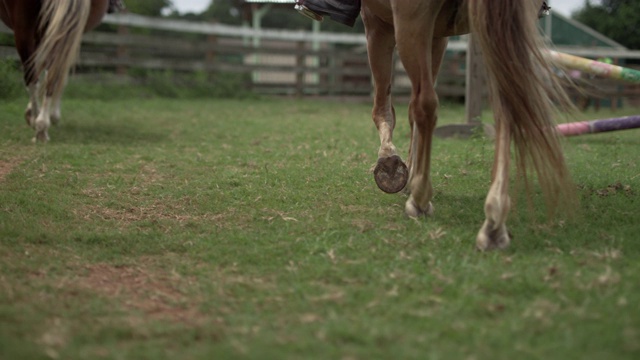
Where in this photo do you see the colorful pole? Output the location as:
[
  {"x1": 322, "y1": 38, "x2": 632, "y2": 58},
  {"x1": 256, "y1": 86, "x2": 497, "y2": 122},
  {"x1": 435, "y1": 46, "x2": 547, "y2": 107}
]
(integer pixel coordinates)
[
  {"x1": 557, "y1": 115, "x2": 640, "y2": 137},
  {"x1": 548, "y1": 50, "x2": 640, "y2": 83}
]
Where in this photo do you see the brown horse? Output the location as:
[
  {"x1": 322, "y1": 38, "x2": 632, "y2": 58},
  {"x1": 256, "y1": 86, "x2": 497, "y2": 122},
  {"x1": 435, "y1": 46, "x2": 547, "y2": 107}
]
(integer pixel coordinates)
[
  {"x1": 0, "y1": 0, "x2": 110, "y2": 142},
  {"x1": 361, "y1": 0, "x2": 574, "y2": 250}
]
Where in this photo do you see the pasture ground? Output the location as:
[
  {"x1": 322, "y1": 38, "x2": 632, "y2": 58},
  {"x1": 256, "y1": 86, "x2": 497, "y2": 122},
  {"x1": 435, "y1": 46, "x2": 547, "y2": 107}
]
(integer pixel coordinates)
[{"x1": 1, "y1": 95, "x2": 639, "y2": 359}]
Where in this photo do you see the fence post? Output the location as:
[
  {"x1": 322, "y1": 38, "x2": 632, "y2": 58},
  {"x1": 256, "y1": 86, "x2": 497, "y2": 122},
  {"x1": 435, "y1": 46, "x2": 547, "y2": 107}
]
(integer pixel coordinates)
[
  {"x1": 205, "y1": 20, "x2": 218, "y2": 75},
  {"x1": 434, "y1": 34, "x2": 493, "y2": 139},
  {"x1": 464, "y1": 34, "x2": 485, "y2": 124},
  {"x1": 329, "y1": 45, "x2": 339, "y2": 96},
  {"x1": 116, "y1": 24, "x2": 129, "y2": 76},
  {"x1": 296, "y1": 40, "x2": 305, "y2": 98}
]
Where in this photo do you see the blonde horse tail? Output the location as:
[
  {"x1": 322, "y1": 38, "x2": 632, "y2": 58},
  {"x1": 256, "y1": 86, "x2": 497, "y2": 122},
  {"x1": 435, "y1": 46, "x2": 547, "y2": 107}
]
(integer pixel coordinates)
[
  {"x1": 468, "y1": 0, "x2": 576, "y2": 214},
  {"x1": 34, "y1": 0, "x2": 91, "y2": 99}
]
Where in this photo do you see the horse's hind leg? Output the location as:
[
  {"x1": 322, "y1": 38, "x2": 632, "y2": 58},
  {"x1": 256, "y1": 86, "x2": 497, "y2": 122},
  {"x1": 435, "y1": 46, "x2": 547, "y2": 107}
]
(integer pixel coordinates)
[
  {"x1": 50, "y1": 74, "x2": 66, "y2": 126},
  {"x1": 28, "y1": 67, "x2": 55, "y2": 142},
  {"x1": 30, "y1": 67, "x2": 60, "y2": 142},
  {"x1": 476, "y1": 118, "x2": 511, "y2": 250},
  {"x1": 25, "y1": 82, "x2": 39, "y2": 128},
  {"x1": 14, "y1": 34, "x2": 39, "y2": 128},
  {"x1": 33, "y1": 94, "x2": 53, "y2": 142},
  {"x1": 362, "y1": 12, "x2": 408, "y2": 193}
]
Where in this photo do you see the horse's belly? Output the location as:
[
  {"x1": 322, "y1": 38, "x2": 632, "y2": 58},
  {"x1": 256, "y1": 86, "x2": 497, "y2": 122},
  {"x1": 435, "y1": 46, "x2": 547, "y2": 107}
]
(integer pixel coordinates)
[{"x1": 434, "y1": 0, "x2": 469, "y2": 37}]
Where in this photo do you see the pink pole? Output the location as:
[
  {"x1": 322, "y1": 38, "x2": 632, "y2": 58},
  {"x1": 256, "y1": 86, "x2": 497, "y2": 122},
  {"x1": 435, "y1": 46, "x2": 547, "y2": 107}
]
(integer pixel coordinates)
[{"x1": 557, "y1": 115, "x2": 640, "y2": 137}]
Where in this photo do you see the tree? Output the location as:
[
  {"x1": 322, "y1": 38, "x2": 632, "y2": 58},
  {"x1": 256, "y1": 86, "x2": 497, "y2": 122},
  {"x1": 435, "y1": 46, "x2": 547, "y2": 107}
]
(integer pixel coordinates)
[
  {"x1": 125, "y1": 0, "x2": 173, "y2": 17},
  {"x1": 202, "y1": 0, "x2": 241, "y2": 24},
  {"x1": 574, "y1": 0, "x2": 640, "y2": 49}
]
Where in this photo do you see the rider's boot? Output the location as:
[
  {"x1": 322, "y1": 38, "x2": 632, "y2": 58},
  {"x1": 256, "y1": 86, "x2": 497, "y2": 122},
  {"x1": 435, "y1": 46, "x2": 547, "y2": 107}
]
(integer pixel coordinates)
[{"x1": 295, "y1": 0, "x2": 361, "y2": 27}]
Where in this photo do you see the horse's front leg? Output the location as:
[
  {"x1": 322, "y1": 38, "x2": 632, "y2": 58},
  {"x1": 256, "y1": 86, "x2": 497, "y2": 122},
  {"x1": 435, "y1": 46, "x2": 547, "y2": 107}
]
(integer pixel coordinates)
[
  {"x1": 403, "y1": 92, "x2": 436, "y2": 218},
  {"x1": 363, "y1": 12, "x2": 408, "y2": 194},
  {"x1": 25, "y1": 82, "x2": 39, "y2": 128},
  {"x1": 372, "y1": 87, "x2": 408, "y2": 194},
  {"x1": 15, "y1": 37, "x2": 40, "y2": 128},
  {"x1": 399, "y1": 36, "x2": 448, "y2": 217},
  {"x1": 33, "y1": 95, "x2": 53, "y2": 142}
]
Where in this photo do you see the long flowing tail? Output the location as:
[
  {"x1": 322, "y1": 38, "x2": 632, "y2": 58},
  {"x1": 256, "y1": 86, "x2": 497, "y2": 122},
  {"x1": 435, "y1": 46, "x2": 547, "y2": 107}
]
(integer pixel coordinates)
[
  {"x1": 34, "y1": 0, "x2": 91, "y2": 98},
  {"x1": 468, "y1": 0, "x2": 575, "y2": 213}
]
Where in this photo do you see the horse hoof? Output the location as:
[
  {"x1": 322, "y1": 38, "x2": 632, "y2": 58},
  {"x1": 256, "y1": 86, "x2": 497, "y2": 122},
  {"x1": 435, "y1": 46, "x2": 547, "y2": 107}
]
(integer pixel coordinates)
[
  {"x1": 476, "y1": 222, "x2": 511, "y2": 251},
  {"x1": 405, "y1": 199, "x2": 434, "y2": 218},
  {"x1": 373, "y1": 155, "x2": 408, "y2": 193},
  {"x1": 34, "y1": 130, "x2": 49, "y2": 143}
]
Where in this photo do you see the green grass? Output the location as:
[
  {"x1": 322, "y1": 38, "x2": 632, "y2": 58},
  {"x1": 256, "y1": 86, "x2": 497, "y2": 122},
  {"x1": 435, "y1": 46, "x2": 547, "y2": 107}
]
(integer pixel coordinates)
[{"x1": 1, "y1": 92, "x2": 639, "y2": 359}]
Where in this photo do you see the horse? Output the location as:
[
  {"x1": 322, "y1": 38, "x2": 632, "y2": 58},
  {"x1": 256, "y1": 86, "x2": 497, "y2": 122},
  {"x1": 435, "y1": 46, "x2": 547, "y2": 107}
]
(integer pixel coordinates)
[
  {"x1": 0, "y1": 0, "x2": 111, "y2": 142},
  {"x1": 361, "y1": 0, "x2": 574, "y2": 250}
]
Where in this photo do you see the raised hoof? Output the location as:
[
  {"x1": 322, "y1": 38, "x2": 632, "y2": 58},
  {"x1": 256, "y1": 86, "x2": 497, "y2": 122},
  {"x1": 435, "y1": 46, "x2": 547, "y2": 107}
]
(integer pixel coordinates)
[
  {"x1": 405, "y1": 199, "x2": 434, "y2": 219},
  {"x1": 476, "y1": 222, "x2": 511, "y2": 251},
  {"x1": 373, "y1": 155, "x2": 408, "y2": 194}
]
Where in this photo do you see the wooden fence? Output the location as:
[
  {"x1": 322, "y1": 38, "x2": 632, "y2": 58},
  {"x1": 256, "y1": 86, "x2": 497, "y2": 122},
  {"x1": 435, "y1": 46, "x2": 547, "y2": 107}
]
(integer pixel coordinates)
[
  {"x1": 0, "y1": 13, "x2": 486, "y2": 100},
  {"x1": 1, "y1": 13, "x2": 639, "y2": 106}
]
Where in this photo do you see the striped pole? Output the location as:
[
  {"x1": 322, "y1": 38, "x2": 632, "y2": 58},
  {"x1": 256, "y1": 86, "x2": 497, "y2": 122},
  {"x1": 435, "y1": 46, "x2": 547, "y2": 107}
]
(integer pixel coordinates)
[
  {"x1": 548, "y1": 50, "x2": 640, "y2": 83},
  {"x1": 557, "y1": 115, "x2": 640, "y2": 137}
]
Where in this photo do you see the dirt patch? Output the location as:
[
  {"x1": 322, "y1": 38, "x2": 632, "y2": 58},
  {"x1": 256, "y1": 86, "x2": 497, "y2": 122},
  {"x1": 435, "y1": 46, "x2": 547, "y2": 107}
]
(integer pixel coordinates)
[
  {"x1": 78, "y1": 201, "x2": 234, "y2": 224},
  {"x1": 75, "y1": 262, "x2": 204, "y2": 324},
  {"x1": 0, "y1": 156, "x2": 23, "y2": 182},
  {"x1": 74, "y1": 197, "x2": 249, "y2": 231}
]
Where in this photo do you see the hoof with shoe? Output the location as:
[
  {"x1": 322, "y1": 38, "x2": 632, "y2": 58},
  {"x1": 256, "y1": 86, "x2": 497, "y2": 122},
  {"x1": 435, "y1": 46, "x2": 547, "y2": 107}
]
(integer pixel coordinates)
[{"x1": 373, "y1": 155, "x2": 408, "y2": 193}]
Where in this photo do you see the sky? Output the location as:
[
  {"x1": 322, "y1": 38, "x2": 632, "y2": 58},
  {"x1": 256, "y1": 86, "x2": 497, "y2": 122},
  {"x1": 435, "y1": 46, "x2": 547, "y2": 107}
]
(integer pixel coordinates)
[{"x1": 171, "y1": 0, "x2": 592, "y2": 17}]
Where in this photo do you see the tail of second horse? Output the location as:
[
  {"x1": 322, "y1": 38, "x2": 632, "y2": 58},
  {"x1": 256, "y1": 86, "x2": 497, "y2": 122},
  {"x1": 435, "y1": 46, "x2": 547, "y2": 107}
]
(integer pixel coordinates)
[
  {"x1": 30, "y1": 0, "x2": 90, "y2": 141},
  {"x1": 35, "y1": 0, "x2": 91, "y2": 103}
]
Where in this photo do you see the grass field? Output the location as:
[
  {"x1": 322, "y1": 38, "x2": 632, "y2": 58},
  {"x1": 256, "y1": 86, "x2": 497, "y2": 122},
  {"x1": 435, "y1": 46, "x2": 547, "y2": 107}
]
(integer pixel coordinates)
[{"x1": 1, "y1": 93, "x2": 639, "y2": 359}]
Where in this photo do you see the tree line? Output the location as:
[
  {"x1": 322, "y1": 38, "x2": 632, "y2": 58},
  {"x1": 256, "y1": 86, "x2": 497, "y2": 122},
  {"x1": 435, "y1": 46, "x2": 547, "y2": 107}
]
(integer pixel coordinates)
[{"x1": 574, "y1": 0, "x2": 639, "y2": 50}]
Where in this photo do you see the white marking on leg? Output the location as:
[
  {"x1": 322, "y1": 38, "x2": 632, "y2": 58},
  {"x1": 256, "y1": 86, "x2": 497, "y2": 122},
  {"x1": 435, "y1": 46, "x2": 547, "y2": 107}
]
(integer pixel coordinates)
[
  {"x1": 25, "y1": 83, "x2": 40, "y2": 127},
  {"x1": 34, "y1": 96, "x2": 52, "y2": 142},
  {"x1": 377, "y1": 121, "x2": 397, "y2": 159}
]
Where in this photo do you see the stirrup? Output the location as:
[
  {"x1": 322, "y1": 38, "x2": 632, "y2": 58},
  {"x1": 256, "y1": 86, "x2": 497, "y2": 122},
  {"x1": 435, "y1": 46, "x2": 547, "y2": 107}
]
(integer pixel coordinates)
[{"x1": 295, "y1": 4, "x2": 324, "y2": 22}]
